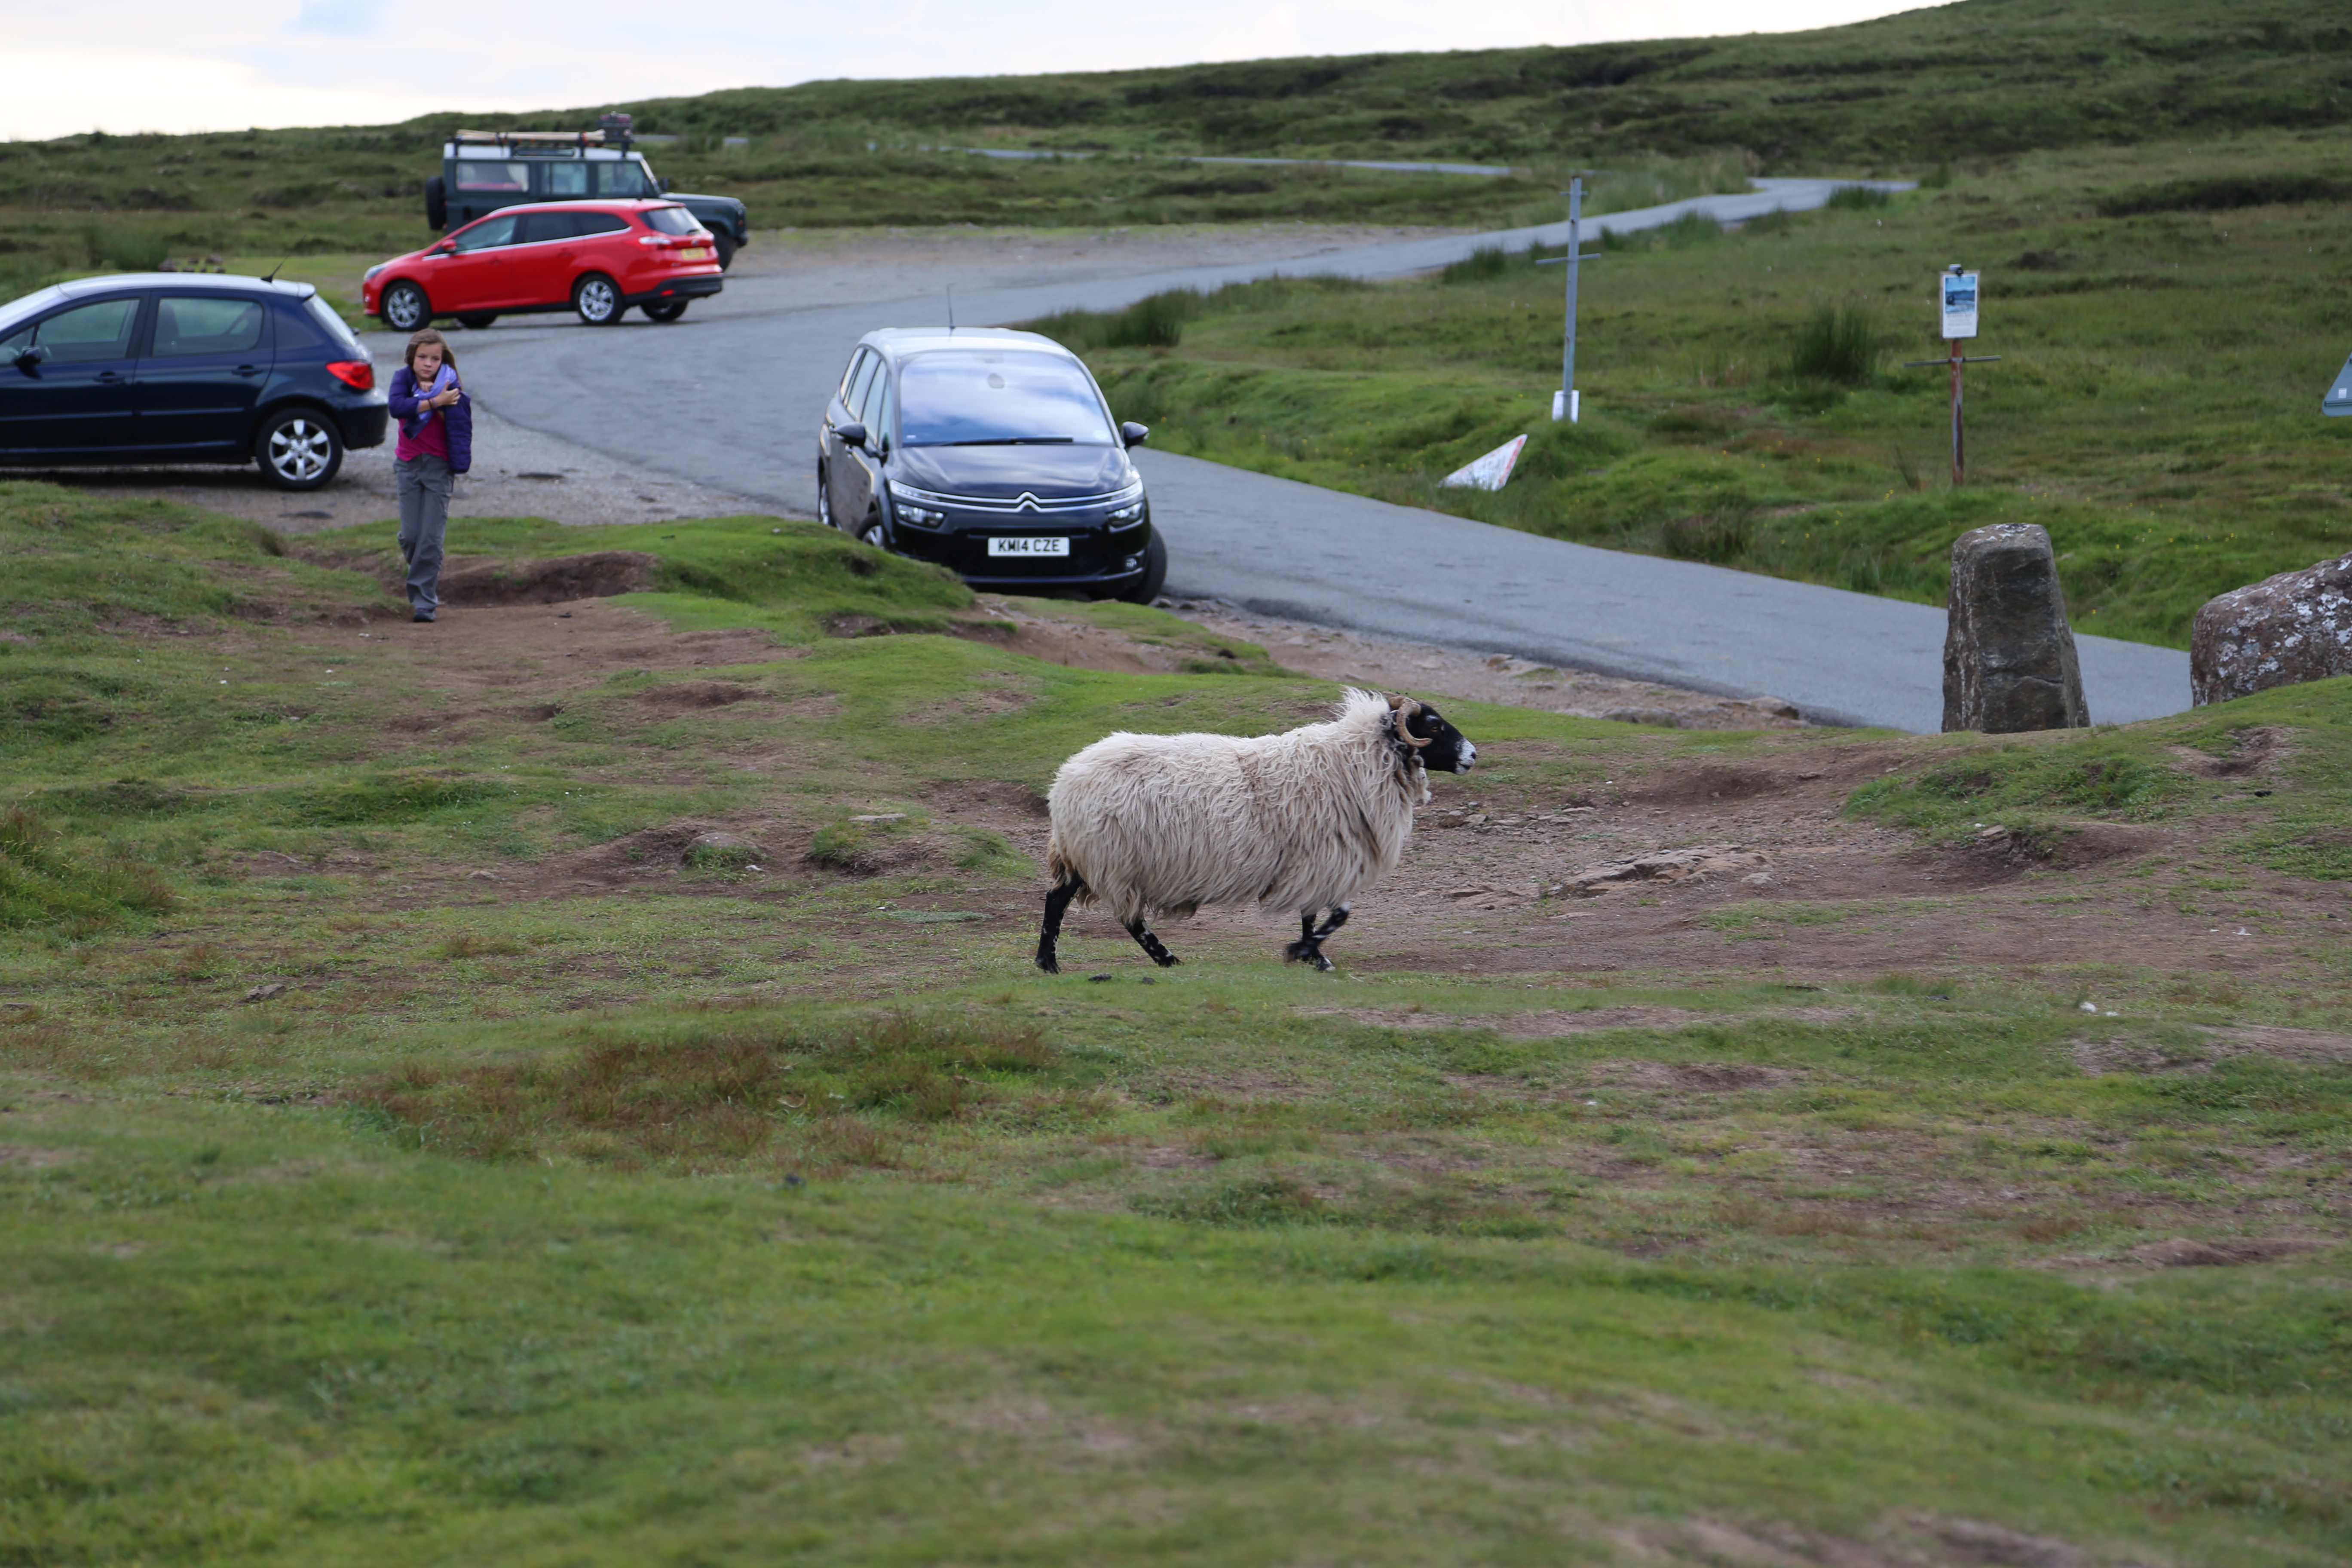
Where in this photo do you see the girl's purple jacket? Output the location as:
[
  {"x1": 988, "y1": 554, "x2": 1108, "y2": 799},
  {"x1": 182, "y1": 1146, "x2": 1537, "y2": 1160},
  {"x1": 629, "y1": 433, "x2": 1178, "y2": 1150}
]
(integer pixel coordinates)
[{"x1": 387, "y1": 366, "x2": 474, "y2": 474}]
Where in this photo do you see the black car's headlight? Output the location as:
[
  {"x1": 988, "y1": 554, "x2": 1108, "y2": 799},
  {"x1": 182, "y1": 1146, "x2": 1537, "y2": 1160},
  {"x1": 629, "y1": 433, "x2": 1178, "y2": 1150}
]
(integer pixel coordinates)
[
  {"x1": 1106, "y1": 499, "x2": 1145, "y2": 528},
  {"x1": 896, "y1": 502, "x2": 945, "y2": 527}
]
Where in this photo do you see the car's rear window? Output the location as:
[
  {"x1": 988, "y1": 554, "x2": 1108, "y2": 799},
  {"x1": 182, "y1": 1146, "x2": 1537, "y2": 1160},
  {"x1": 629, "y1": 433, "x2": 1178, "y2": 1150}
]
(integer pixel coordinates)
[
  {"x1": 153, "y1": 296, "x2": 265, "y2": 358},
  {"x1": 641, "y1": 206, "x2": 700, "y2": 235},
  {"x1": 898, "y1": 351, "x2": 1115, "y2": 447},
  {"x1": 303, "y1": 294, "x2": 363, "y2": 353}
]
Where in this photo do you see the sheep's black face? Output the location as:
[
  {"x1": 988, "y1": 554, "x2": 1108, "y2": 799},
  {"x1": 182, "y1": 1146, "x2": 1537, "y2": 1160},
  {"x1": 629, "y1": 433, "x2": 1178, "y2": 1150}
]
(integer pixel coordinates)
[{"x1": 1405, "y1": 703, "x2": 1476, "y2": 774}]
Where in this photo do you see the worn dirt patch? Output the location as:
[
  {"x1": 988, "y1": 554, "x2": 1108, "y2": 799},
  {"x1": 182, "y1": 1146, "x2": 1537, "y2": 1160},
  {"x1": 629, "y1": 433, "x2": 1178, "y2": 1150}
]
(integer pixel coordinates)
[
  {"x1": 287, "y1": 598, "x2": 790, "y2": 704},
  {"x1": 433, "y1": 551, "x2": 659, "y2": 606},
  {"x1": 1159, "y1": 599, "x2": 1813, "y2": 729},
  {"x1": 1302, "y1": 1007, "x2": 1853, "y2": 1042},
  {"x1": 2124, "y1": 1236, "x2": 2325, "y2": 1268},
  {"x1": 0, "y1": 1145, "x2": 79, "y2": 1169},
  {"x1": 637, "y1": 679, "x2": 768, "y2": 714},
  {"x1": 2074, "y1": 1024, "x2": 2352, "y2": 1077}
]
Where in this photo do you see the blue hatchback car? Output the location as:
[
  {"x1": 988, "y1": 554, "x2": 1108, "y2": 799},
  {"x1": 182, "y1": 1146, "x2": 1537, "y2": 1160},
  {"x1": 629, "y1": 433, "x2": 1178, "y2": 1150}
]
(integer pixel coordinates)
[{"x1": 0, "y1": 274, "x2": 389, "y2": 491}]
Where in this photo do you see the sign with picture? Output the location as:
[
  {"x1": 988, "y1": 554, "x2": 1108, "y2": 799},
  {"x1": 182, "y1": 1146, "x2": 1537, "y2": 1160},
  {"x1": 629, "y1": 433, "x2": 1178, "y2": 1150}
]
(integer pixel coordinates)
[{"x1": 1941, "y1": 271, "x2": 1981, "y2": 340}]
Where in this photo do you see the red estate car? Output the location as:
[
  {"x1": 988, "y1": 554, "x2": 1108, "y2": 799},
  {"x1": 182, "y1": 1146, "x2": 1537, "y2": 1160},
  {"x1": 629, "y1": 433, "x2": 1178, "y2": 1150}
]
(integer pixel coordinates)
[{"x1": 362, "y1": 199, "x2": 725, "y2": 331}]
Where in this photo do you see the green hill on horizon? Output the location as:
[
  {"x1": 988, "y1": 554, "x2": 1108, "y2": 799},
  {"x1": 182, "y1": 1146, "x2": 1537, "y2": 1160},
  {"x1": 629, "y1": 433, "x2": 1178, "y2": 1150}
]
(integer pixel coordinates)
[
  {"x1": 560, "y1": 0, "x2": 2349, "y2": 169},
  {"x1": 0, "y1": 0, "x2": 2345, "y2": 282}
]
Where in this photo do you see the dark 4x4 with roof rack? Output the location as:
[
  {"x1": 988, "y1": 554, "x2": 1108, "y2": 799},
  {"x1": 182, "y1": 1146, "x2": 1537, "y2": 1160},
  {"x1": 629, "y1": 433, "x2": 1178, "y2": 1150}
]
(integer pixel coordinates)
[{"x1": 425, "y1": 115, "x2": 750, "y2": 270}]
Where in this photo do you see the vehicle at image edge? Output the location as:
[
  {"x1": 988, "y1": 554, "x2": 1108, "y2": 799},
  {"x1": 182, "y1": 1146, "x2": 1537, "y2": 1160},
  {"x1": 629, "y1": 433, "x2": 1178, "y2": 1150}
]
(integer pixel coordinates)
[
  {"x1": 426, "y1": 117, "x2": 750, "y2": 270},
  {"x1": 363, "y1": 200, "x2": 725, "y2": 332},
  {"x1": 0, "y1": 273, "x2": 386, "y2": 491},
  {"x1": 819, "y1": 328, "x2": 1167, "y2": 603}
]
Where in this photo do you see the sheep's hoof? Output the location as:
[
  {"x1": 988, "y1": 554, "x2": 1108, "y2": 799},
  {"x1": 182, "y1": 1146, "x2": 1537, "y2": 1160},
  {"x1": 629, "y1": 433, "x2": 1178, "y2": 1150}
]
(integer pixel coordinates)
[
  {"x1": 1283, "y1": 942, "x2": 1334, "y2": 972},
  {"x1": 1035, "y1": 952, "x2": 1061, "y2": 974}
]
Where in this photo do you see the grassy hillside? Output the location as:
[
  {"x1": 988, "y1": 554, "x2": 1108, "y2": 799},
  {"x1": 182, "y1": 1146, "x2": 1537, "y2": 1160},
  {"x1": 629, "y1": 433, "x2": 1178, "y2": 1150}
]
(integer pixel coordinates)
[
  {"x1": 592, "y1": 0, "x2": 2352, "y2": 165},
  {"x1": 2, "y1": 0, "x2": 2346, "y2": 294},
  {"x1": 1033, "y1": 130, "x2": 2352, "y2": 649},
  {"x1": 5, "y1": 482, "x2": 2352, "y2": 1561}
]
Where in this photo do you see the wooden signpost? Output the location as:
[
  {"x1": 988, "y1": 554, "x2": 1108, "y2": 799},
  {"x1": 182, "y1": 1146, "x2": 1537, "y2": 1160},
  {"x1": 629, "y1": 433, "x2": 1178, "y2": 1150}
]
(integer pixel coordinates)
[{"x1": 1905, "y1": 263, "x2": 2001, "y2": 485}]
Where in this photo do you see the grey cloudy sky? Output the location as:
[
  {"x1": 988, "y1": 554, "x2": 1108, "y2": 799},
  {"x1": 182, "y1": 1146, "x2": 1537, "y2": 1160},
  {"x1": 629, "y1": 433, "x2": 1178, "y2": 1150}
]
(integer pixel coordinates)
[{"x1": 4, "y1": 0, "x2": 1928, "y2": 141}]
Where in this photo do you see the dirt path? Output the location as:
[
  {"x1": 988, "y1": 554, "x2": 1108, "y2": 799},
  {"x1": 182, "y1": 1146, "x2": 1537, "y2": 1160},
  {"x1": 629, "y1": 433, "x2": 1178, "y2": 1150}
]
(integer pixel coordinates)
[{"x1": 273, "y1": 590, "x2": 2345, "y2": 1000}]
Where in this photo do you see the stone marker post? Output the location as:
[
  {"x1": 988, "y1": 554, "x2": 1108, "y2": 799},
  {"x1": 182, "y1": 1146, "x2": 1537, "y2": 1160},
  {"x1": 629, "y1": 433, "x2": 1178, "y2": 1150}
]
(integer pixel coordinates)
[
  {"x1": 2190, "y1": 551, "x2": 2352, "y2": 706},
  {"x1": 1942, "y1": 522, "x2": 2090, "y2": 733}
]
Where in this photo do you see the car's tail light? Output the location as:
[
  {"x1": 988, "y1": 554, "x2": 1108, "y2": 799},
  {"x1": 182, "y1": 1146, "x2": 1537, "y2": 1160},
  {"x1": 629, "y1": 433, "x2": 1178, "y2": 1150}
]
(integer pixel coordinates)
[{"x1": 325, "y1": 360, "x2": 374, "y2": 391}]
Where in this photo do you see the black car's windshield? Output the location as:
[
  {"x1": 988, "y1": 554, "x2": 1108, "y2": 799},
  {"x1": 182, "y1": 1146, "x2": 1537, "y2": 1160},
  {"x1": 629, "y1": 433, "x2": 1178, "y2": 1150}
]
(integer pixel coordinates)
[{"x1": 898, "y1": 350, "x2": 1115, "y2": 446}]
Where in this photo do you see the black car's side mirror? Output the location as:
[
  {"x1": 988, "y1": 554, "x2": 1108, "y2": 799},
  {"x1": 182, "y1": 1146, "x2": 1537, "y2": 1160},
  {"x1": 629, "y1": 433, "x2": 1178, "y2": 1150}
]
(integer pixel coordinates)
[
  {"x1": 11, "y1": 345, "x2": 49, "y2": 372},
  {"x1": 658, "y1": 177, "x2": 672, "y2": 194},
  {"x1": 1121, "y1": 421, "x2": 1150, "y2": 448},
  {"x1": 836, "y1": 421, "x2": 868, "y2": 450}
]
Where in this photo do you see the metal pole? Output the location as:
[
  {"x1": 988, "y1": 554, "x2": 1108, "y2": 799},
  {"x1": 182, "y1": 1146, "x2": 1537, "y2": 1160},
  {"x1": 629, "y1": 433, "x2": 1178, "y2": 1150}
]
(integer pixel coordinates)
[
  {"x1": 1562, "y1": 177, "x2": 1581, "y2": 422},
  {"x1": 1950, "y1": 336, "x2": 1964, "y2": 486}
]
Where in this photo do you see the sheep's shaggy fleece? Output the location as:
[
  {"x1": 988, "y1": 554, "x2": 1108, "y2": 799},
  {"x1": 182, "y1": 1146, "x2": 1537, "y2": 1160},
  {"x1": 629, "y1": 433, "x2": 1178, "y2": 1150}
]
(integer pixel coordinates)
[{"x1": 1044, "y1": 687, "x2": 1429, "y2": 925}]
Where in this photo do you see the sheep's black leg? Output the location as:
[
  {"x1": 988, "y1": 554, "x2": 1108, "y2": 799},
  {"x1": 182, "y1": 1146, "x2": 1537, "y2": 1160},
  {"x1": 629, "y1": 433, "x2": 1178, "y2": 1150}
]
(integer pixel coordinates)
[
  {"x1": 1036, "y1": 875, "x2": 1084, "y2": 974},
  {"x1": 1124, "y1": 918, "x2": 1181, "y2": 968},
  {"x1": 1283, "y1": 904, "x2": 1350, "y2": 972}
]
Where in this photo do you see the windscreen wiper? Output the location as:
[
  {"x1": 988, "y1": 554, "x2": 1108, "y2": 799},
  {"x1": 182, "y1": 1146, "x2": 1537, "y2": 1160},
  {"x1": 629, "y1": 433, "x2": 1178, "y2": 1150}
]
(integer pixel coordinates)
[{"x1": 942, "y1": 437, "x2": 1077, "y2": 446}]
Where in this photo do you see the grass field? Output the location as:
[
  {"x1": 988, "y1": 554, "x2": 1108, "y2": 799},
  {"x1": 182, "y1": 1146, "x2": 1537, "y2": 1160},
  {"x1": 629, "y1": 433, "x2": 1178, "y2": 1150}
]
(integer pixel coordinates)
[
  {"x1": 1033, "y1": 130, "x2": 2352, "y2": 651},
  {"x1": 4, "y1": 481, "x2": 2351, "y2": 1562}
]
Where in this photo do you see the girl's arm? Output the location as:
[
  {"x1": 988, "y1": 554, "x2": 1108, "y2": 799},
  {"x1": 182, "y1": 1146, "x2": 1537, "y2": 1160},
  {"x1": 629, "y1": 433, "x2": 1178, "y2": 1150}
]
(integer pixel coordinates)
[{"x1": 386, "y1": 368, "x2": 424, "y2": 420}]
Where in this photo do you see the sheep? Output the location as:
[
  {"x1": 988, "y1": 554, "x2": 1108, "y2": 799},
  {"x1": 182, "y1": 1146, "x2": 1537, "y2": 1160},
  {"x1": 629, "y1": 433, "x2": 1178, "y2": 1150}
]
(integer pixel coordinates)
[{"x1": 1035, "y1": 689, "x2": 1476, "y2": 974}]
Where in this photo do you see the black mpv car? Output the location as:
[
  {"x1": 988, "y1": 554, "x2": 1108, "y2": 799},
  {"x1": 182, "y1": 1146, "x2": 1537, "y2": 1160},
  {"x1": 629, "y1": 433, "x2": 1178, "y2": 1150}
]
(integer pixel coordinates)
[
  {"x1": 818, "y1": 329, "x2": 1166, "y2": 601},
  {"x1": 0, "y1": 275, "x2": 389, "y2": 491}
]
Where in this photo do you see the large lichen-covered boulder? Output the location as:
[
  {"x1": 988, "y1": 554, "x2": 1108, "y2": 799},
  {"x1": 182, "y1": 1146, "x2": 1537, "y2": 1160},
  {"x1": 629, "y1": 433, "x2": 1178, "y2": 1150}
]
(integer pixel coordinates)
[
  {"x1": 2191, "y1": 551, "x2": 2352, "y2": 706},
  {"x1": 1942, "y1": 523, "x2": 2091, "y2": 733}
]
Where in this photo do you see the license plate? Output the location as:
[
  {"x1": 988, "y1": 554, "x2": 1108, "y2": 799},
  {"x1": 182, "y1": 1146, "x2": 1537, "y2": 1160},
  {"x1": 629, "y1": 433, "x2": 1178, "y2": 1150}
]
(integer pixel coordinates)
[
  {"x1": 987, "y1": 536, "x2": 1069, "y2": 557},
  {"x1": 681, "y1": 247, "x2": 712, "y2": 261}
]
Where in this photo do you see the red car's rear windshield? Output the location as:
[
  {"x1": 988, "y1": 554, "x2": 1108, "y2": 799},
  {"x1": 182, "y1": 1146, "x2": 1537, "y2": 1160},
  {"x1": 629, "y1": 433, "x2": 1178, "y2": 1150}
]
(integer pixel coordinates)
[{"x1": 642, "y1": 206, "x2": 701, "y2": 235}]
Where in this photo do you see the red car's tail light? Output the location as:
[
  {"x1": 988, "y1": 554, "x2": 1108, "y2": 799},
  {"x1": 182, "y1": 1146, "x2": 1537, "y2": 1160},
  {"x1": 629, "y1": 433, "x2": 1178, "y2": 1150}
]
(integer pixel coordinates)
[{"x1": 325, "y1": 360, "x2": 374, "y2": 391}]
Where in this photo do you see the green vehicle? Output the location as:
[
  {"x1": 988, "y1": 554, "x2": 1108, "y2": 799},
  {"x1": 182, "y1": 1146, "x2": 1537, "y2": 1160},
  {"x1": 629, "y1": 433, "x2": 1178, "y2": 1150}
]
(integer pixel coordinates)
[{"x1": 425, "y1": 115, "x2": 749, "y2": 269}]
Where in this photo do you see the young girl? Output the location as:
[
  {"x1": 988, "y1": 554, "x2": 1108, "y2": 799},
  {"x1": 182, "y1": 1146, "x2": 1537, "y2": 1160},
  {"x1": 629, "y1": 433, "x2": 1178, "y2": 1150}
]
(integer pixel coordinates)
[{"x1": 386, "y1": 328, "x2": 474, "y2": 623}]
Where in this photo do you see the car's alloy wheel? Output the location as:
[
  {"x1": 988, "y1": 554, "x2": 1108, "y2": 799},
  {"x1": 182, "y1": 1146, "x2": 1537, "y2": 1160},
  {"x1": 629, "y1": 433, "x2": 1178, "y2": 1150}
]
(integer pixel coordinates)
[
  {"x1": 815, "y1": 467, "x2": 833, "y2": 529},
  {"x1": 255, "y1": 410, "x2": 343, "y2": 491},
  {"x1": 573, "y1": 274, "x2": 624, "y2": 326},
  {"x1": 641, "y1": 301, "x2": 687, "y2": 323},
  {"x1": 858, "y1": 518, "x2": 888, "y2": 551},
  {"x1": 382, "y1": 281, "x2": 429, "y2": 332}
]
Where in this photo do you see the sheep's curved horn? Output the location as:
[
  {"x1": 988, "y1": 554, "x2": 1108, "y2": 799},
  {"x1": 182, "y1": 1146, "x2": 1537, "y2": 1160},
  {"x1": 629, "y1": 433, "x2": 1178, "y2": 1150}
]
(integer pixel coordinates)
[{"x1": 1387, "y1": 692, "x2": 1431, "y2": 747}]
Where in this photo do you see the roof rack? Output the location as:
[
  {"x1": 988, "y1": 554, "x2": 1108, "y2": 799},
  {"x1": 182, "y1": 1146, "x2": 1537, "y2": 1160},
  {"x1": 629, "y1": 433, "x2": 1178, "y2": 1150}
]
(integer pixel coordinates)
[{"x1": 450, "y1": 114, "x2": 635, "y2": 154}]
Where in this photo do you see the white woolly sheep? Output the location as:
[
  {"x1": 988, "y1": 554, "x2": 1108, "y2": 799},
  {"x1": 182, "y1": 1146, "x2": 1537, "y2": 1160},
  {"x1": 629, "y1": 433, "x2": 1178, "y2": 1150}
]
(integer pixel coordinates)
[{"x1": 1035, "y1": 689, "x2": 1476, "y2": 973}]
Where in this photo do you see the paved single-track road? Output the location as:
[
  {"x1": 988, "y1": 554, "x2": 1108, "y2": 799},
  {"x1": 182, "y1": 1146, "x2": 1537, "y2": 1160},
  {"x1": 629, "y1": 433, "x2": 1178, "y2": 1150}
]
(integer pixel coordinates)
[{"x1": 386, "y1": 180, "x2": 2192, "y2": 732}]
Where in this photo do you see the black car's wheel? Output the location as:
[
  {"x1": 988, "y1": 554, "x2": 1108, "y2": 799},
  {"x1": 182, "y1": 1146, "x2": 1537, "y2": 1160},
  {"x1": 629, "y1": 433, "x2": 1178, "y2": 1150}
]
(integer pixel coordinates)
[
  {"x1": 857, "y1": 514, "x2": 889, "y2": 551},
  {"x1": 424, "y1": 175, "x2": 447, "y2": 231},
  {"x1": 711, "y1": 232, "x2": 737, "y2": 270},
  {"x1": 1112, "y1": 533, "x2": 1169, "y2": 604},
  {"x1": 815, "y1": 465, "x2": 834, "y2": 529},
  {"x1": 573, "y1": 273, "x2": 625, "y2": 326},
  {"x1": 254, "y1": 408, "x2": 344, "y2": 491},
  {"x1": 456, "y1": 313, "x2": 498, "y2": 330},
  {"x1": 641, "y1": 301, "x2": 687, "y2": 323},
  {"x1": 381, "y1": 280, "x2": 430, "y2": 332}
]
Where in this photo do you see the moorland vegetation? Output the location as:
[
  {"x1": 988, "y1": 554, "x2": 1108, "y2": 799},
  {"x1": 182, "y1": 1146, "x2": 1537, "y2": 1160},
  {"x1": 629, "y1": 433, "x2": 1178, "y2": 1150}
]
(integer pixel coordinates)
[
  {"x1": 3, "y1": 481, "x2": 2351, "y2": 1562},
  {"x1": 2, "y1": 0, "x2": 2347, "y2": 284},
  {"x1": 7, "y1": 0, "x2": 2352, "y2": 1556},
  {"x1": 1037, "y1": 130, "x2": 2352, "y2": 649}
]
